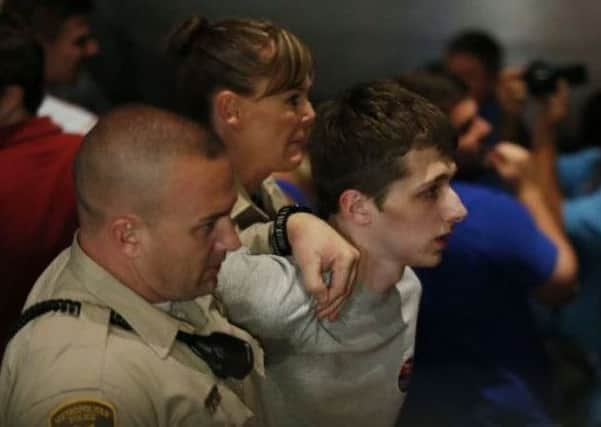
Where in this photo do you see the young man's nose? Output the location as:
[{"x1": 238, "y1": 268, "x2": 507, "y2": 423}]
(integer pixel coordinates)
[{"x1": 446, "y1": 189, "x2": 468, "y2": 224}]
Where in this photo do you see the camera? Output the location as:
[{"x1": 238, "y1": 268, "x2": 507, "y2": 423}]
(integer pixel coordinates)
[{"x1": 524, "y1": 60, "x2": 588, "y2": 96}]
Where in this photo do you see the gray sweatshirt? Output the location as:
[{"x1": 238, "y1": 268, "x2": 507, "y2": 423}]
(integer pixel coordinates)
[{"x1": 216, "y1": 248, "x2": 421, "y2": 427}]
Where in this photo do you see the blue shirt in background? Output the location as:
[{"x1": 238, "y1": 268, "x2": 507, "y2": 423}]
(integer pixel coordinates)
[
  {"x1": 399, "y1": 181, "x2": 557, "y2": 427},
  {"x1": 556, "y1": 147, "x2": 601, "y2": 356}
]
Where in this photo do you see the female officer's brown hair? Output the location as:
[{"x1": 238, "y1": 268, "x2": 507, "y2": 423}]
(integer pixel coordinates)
[{"x1": 167, "y1": 15, "x2": 314, "y2": 126}]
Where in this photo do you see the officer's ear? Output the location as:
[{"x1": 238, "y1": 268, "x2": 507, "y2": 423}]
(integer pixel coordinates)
[
  {"x1": 110, "y1": 216, "x2": 144, "y2": 258},
  {"x1": 338, "y1": 189, "x2": 373, "y2": 226},
  {"x1": 213, "y1": 90, "x2": 242, "y2": 130}
]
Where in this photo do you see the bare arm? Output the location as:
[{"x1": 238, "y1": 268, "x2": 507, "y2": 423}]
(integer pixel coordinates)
[
  {"x1": 488, "y1": 142, "x2": 578, "y2": 305},
  {"x1": 529, "y1": 81, "x2": 570, "y2": 224},
  {"x1": 514, "y1": 182, "x2": 578, "y2": 304},
  {"x1": 496, "y1": 66, "x2": 531, "y2": 144}
]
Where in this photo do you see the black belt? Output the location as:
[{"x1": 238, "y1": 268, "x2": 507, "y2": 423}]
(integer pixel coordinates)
[{"x1": 4, "y1": 299, "x2": 253, "y2": 380}]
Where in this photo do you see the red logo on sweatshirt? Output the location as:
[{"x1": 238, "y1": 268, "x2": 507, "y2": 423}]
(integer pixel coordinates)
[{"x1": 398, "y1": 356, "x2": 414, "y2": 392}]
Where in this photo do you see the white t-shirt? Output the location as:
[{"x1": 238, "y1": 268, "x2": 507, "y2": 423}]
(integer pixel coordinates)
[{"x1": 38, "y1": 94, "x2": 97, "y2": 135}]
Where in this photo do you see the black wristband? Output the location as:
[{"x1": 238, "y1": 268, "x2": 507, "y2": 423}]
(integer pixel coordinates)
[{"x1": 271, "y1": 205, "x2": 313, "y2": 256}]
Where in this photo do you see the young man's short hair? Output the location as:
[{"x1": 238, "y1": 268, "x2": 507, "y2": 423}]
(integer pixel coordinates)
[
  {"x1": 446, "y1": 30, "x2": 503, "y2": 76},
  {"x1": 0, "y1": 13, "x2": 45, "y2": 114},
  {"x1": 309, "y1": 79, "x2": 456, "y2": 219},
  {"x1": 3, "y1": 0, "x2": 94, "y2": 40}
]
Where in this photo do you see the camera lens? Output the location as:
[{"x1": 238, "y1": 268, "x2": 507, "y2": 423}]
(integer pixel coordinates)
[
  {"x1": 524, "y1": 60, "x2": 588, "y2": 96},
  {"x1": 524, "y1": 61, "x2": 559, "y2": 96}
]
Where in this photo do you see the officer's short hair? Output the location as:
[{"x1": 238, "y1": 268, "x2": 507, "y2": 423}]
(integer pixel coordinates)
[{"x1": 74, "y1": 104, "x2": 224, "y2": 228}]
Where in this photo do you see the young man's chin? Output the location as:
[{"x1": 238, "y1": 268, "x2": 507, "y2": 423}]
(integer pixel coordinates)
[{"x1": 414, "y1": 253, "x2": 444, "y2": 268}]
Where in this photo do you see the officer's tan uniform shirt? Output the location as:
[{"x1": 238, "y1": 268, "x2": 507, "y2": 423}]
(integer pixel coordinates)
[
  {"x1": 232, "y1": 176, "x2": 291, "y2": 254},
  {"x1": 0, "y1": 237, "x2": 265, "y2": 427}
]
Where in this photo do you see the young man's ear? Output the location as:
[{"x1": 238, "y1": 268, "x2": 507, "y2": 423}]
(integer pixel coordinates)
[
  {"x1": 338, "y1": 189, "x2": 373, "y2": 225},
  {"x1": 110, "y1": 216, "x2": 144, "y2": 258},
  {"x1": 213, "y1": 90, "x2": 242, "y2": 129}
]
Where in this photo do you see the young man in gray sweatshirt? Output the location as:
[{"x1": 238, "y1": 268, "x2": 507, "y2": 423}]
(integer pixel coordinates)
[{"x1": 216, "y1": 79, "x2": 467, "y2": 427}]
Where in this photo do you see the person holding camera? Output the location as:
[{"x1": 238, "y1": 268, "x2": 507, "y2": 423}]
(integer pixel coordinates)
[
  {"x1": 445, "y1": 29, "x2": 586, "y2": 161},
  {"x1": 445, "y1": 30, "x2": 530, "y2": 149}
]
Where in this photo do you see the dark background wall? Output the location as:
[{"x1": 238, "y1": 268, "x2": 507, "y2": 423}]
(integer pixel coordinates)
[{"x1": 87, "y1": 0, "x2": 601, "y2": 137}]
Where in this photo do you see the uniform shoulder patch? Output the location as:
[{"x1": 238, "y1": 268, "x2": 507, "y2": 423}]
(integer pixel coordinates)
[{"x1": 49, "y1": 399, "x2": 116, "y2": 427}]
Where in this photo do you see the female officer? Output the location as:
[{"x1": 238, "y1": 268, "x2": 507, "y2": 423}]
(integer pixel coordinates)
[{"x1": 167, "y1": 16, "x2": 357, "y2": 317}]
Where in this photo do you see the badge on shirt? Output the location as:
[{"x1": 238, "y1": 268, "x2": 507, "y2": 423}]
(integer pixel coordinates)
[
  {"x1": 398, "y1": 356, "x2": 414, "y2": 393},
  {"x1": 50, "y1": 399, "x2": 116, "y2": 427}
]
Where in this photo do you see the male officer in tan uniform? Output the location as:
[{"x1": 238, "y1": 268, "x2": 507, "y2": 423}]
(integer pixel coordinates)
[{"x1": 0, "y1": 105, "x2": 265, "y2": 426}]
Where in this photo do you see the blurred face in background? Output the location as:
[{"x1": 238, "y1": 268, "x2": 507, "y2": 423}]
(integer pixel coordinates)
[
  {"x1": 43, "y1": 15, "x2": 98, "y2": 85},
  {"x1": 450, "y1": 97, "x2": 491, "y2": 154},
  {"x1": 449, "y1": 97, "x2": 492, "y2": 178},
  {"x1": 446, "y1": 52, "x2": 496, "y2": 105}
]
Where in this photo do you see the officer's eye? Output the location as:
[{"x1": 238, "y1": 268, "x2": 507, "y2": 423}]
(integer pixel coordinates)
[
  {"x1": 286, "y1": 93, "x2": 301, "y2": 107},
  {"x1": 192, "y1": 220, "x2": 216, "y2": 237},
  {"x1": 201, "y1": 221, "x2": 216, "y2": 233}
]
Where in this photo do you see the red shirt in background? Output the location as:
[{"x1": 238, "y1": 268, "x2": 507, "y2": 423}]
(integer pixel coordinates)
[{"x1": 0, "y1": 117, "x2": 82, "y2": 344}]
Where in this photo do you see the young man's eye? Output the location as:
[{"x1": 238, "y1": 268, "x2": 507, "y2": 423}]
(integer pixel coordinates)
[{"x1": 423, "y1": 186, "x2": 441, "y2": 200}]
